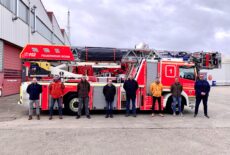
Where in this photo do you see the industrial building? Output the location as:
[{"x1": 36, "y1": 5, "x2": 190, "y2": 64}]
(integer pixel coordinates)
[
  {"x1": 0, "y1": 0, "x2": 70, "y2": 96},
  {"x1": 202, "y1": 55, "x2": 230, "y2": 86}
]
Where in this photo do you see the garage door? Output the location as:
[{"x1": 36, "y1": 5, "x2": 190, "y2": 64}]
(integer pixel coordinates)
[{"x1": 2, "y1": 42, "x2": 22, "y2": 96}]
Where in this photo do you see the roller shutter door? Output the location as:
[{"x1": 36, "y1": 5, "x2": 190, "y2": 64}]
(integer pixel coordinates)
[
  {"x1": 2, "y1": 42, "x2": 22, "y2": 96},
  {"x1": 0, "y1": 40, "x2": 3, "y2": 96}
]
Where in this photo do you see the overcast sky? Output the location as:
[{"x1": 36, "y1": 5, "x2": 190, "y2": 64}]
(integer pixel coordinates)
[{"x1": 42, "y1": 0, "x2": 230, "y2": 54}]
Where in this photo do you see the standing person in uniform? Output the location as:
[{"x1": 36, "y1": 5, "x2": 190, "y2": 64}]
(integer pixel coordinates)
[
  {"x1": 170, "y1": 77, "x2": 183, "y2": 116},
  {"x1": 150, "y1": 77, "x2": 164, "y2": 117},
  {"x1": 194, "y1": 74, "x2": 211, "y2": 118},
  {"x1": 49, "y1": 75, "x2": 65, "y2": 120},
  {"x1": 123, "y1": 75, "x2": 139, "y2": 117},
  {"x1": 103, "y1": 79, "x2": 116, "y2": 118},
  {"x1": 26, "y1": 78, "x2": 42, "y2": 120},
  {"x1": 76, "y1": 76, "x2": 91, "y2": 119}
]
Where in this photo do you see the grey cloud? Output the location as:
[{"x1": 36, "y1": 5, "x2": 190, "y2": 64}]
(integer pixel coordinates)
[{"x1": 42, "y1": 0, "x2": 230, "y2": 54}]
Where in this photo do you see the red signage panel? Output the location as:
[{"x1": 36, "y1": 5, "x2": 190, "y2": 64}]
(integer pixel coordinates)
[{"x1": 20, "y1": 44, "x2": 74, "y2": 61}]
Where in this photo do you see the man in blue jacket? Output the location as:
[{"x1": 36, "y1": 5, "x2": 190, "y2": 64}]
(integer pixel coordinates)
[
  {"x1": 26, "y1": 78, "x2": 42, "y2": 120},
  {"x1": 123, "y1": 75, "x2": 139, "y2": 117},
  {"x1": 194, "y1": 74, "x2": 211, "y2": 118}
]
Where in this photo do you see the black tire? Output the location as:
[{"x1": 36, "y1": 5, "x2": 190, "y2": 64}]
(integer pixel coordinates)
[
  {"x1": 165, "y1": 96, "x2": 185, "y2": 114},
  {"x1": 180, "y1": 102, "x2": 185, "y2": 114},
  {"x1": 64, "y1": 94, "x2": 79, "y2": 115}
]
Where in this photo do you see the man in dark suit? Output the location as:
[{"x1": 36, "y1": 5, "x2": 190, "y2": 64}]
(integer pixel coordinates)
[
  {"x1": 103, "y1": 79, "x2": 116, "y2": 118},
  {"x1": 123, "y1": 75, "x2": 139, "y2": 117},
  {"x1": 26, "y1": 78, "x2": 42, "y2": 120},
  {"x1": 194, "y1": 74, "x2": 211, "y2": 118}
]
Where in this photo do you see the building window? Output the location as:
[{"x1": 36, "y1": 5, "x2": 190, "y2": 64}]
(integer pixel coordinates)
[
  {"x1": 36, "y1": 17, "x2": 52, "y2": 41},
  {"x1": 53, "y1": 34, "x2": 64, "y2": 45},
  {"x1": 18, "y1": 0, "x2": 29, "y2": 24},
  {"x1": 0, "y1": 0, "x2": 16, "y2": 13}
]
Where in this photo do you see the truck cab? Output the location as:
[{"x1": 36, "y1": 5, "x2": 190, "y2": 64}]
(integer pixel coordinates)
[{"x1": 160, "y1": 59, "x2": 196, "y2": 113}]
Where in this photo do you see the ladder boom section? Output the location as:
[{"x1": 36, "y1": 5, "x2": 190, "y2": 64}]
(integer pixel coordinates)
[
  {"x1": 138, "y1": 49, "x2": 221, "y2": 70},
  {"x1": 20, "y1": 44, "x2": 221, "y2": 82}
]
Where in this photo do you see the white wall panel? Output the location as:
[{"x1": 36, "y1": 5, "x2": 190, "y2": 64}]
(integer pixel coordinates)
[
  {"x1": 0, "y1": 4, "x2": 52, "y2": 47},
  {"x1": 0, "y1": 0, "x2": 69, "y2": 47},
  {"x1": 30, "y1": 32, "x2": 50, "y2": 45},
  {"x1": 0, "y1": 5, "x2": 28, "y2": 46}
]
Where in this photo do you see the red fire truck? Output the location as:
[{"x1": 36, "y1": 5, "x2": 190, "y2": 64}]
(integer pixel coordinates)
[{"x1": 19, "y1": 44, "x2": 221, "y2": 114}]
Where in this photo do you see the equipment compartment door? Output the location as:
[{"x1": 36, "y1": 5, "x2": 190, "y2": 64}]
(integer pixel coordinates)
[
  {"x1": 146, "y1": 61, "x2": 158, "y2": 95},
  {"x1": 93, "y1": 86, "x2": 118, "y2": 110}
]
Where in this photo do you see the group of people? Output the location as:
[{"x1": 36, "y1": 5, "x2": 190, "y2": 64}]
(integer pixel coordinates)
[
  {"x1": 27, "y1": 76, "x2": 65, "y2": 120},
  {"x1": 26, "y1": 74, "x2": 210, "y2": 120},
  {"x1": 150, "y1": 77, "x2": 184, "y2": 117},
  {"x1": 150, "y1": 74, "x2": 210, "y2": 118}
]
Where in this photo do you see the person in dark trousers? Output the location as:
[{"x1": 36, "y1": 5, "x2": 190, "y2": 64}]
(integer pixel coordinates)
[
  {"x1": 103, "y1": 79, "x2": 116, "y2": 118},
  {"x1": 76, "y1": 76, "x2": 91, "y2": 119},
  {"x1": 49, "y1": 75, "x2": 65, "y2": 120},
  {"x1": 194, "y1": 74, "x2": 211, "y2": 118},
  {"x1": 150, "y1": 77, "x2": 164, "y2": 117},
  {"x1": 26, "y1": 78, "x2": 42, "y2": 120},
  {"x1": 170, "y1": 77, "x2": 183, "y2": 116},
  {"x1": 123, "y1": 75, "x2": 139, "y2": 117}
]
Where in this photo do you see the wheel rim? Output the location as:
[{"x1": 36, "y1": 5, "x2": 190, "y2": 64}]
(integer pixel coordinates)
[{"x1": 69, "y1": 98, "x2": 79, "y2": 112}]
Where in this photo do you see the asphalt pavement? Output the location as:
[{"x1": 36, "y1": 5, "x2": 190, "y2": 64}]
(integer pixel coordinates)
[{"x1": 0, "y1": 87, "x2": 229, "y2": 155}]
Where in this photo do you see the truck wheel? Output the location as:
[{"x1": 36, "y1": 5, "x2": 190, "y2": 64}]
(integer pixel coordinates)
[
  {"x1": 181, "y1": 103, "x2": 185, "y2": 112},
  {"x1": 65, "y1": 94, "x2": 79, "y2": 115},
  {"x1": 165, "y1": 97, "x2": 185, "y2": 114}
]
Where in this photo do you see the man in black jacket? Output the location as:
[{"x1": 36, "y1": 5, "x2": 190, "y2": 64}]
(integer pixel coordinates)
[
  {"x1": 26, "y1": 78, "x2": 42, "y2": 120},
  {"x1": 103, "y1": 79, "x2": 116, "y2": 118},
  {"x1": 76, "y1": 76, "x2": 91, "y2": 119},
  {"x1": 123, "y1": 75, "x2": 139, "y2": 117},
  {"x1": 170, "y1": 77, "x2": 183, "y2": 116},
  {"x1": 194, "y1": 74, "x2": 211, "y2": 118}
]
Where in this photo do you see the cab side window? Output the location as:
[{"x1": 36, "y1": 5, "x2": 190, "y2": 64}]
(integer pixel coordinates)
[{"x1": 179, "y1": 66, "x2": 195, "y2": 80}]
